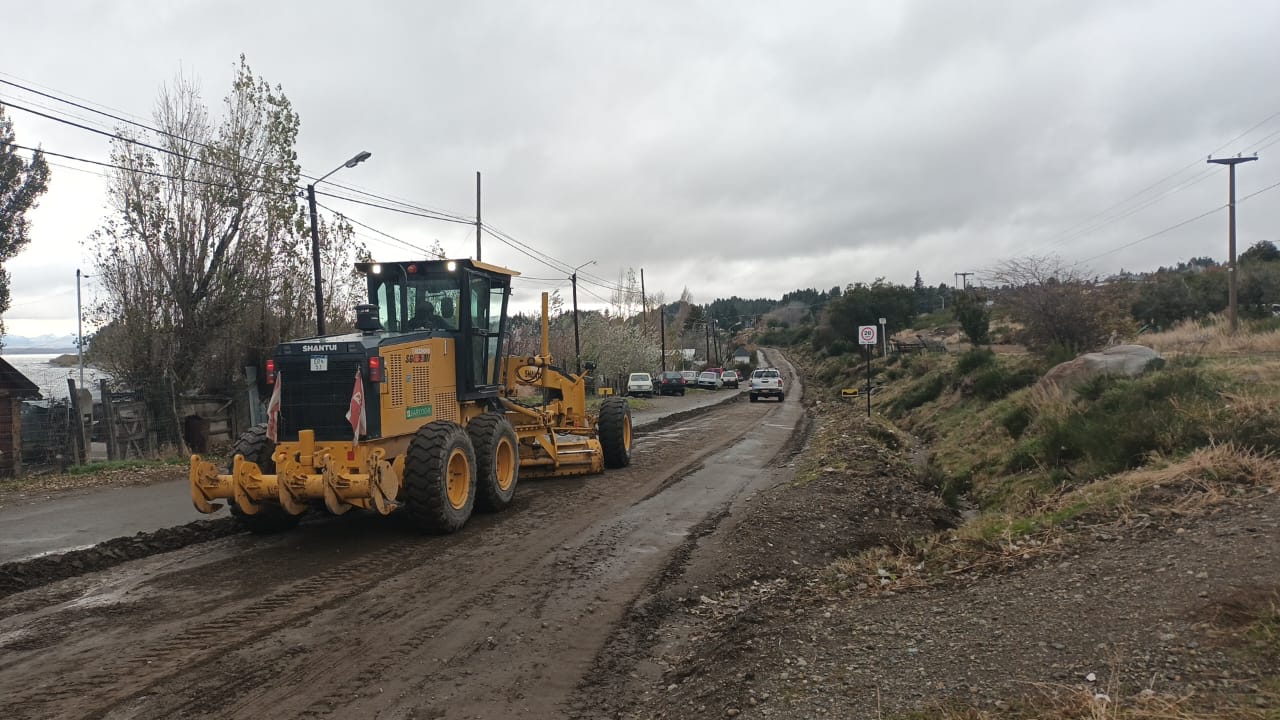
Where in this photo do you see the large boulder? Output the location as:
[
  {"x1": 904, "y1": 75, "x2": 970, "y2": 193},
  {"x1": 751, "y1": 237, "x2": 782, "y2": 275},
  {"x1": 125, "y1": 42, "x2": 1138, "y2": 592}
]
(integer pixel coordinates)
[{"x1": 1038, "y1": 344, "x2": 1164, "y2": 394}]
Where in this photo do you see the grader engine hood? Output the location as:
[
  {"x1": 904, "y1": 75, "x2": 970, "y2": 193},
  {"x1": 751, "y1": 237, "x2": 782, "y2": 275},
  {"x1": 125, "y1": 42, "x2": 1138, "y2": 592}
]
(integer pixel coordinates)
[{"x1": 272, "y1": 337, "x2": 382, "y2": 442}]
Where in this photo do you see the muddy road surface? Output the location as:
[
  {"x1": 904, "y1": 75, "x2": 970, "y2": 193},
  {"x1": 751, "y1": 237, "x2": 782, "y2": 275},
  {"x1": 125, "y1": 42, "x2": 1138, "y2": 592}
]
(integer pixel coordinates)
[{"x1": 0, "y1": 357, "x2": 803, "y2": 720}]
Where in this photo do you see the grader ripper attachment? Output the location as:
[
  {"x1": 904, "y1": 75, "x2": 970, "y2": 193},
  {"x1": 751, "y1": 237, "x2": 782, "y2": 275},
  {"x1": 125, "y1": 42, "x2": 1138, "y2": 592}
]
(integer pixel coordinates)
[{"x1": 190, "y1": 258, "x2": 632, "y2": 534}]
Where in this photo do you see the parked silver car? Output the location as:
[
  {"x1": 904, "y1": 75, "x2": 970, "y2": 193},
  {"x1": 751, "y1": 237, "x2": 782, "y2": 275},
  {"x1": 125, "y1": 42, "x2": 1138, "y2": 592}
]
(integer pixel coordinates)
[{"x1": 696, "y1": 371, "x2": 722, "y2": 389}]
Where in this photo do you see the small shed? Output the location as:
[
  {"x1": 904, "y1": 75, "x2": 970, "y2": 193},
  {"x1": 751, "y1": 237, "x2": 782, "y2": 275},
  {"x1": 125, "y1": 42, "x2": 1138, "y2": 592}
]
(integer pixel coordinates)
[{"x1": 0, "y1": 357, "x2": 42, "y2": 478}]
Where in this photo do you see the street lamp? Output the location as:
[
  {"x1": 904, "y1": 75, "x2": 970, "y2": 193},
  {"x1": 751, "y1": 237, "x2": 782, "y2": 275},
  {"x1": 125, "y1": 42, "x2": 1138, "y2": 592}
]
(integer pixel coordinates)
[
  {"x1": 570, "y1": 259, "x2": 596, "y2": 375},
  {"x1": 76, "y1": 268, "x2": 89, "y2": 388},
  {"x1": 308, "y1": 150, "x2": 372, "y2": 335}
]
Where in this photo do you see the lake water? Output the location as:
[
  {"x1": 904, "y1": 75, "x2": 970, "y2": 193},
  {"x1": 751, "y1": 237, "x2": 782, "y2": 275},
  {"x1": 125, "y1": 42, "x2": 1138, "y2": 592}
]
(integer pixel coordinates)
[{"x1": 2, "y1": 353, "x2": 110, "y2": 401}]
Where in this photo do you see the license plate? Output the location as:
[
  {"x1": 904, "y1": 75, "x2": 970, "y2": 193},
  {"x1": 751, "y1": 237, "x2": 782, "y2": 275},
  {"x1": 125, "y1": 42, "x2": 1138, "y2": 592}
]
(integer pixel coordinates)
[{"x1": 310, "y1": 356, "x2": 328, "y2": 372}]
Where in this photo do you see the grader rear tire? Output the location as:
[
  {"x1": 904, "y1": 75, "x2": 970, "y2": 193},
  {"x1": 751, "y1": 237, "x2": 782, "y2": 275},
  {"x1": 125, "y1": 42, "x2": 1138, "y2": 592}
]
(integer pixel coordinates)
[
  {"x1": 469, "y1": 413, "x2": 519, "y2": 513},
  {"x1": 598, "y1": 397, "x2": 632, "y2": 469},
  {"x1": 403, "y1": 421, "x2": 477, "y2": 533},
  {"x1": 226, "y1": 424, "x2": 301, "y2": 535}
]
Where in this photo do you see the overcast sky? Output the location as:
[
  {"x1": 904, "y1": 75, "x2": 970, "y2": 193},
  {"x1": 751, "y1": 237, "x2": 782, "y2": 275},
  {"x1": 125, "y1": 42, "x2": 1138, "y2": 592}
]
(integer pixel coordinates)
[{"x1": 3, "y1": 0, "x2": 1280, "y2": 339}]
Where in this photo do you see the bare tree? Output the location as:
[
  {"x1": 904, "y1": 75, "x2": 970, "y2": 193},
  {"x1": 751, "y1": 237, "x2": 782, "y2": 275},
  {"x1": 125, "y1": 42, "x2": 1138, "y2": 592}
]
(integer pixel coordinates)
[
  {"x1": 90, "y1": 58, "x2": 306, "y2": 443},
  {"x1": 987, "y1": 255, "x2": 1133, "y2": 356},
  {"x1": 609, "y1": 268, "x2": 643, "y2": 319}
]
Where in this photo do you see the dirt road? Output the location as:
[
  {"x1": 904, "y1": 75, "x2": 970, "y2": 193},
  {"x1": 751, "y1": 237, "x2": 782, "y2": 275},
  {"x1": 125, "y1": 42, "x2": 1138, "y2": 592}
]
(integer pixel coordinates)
[{"x1": 0, "y1": 358, "x2": 803, "y2": 720}]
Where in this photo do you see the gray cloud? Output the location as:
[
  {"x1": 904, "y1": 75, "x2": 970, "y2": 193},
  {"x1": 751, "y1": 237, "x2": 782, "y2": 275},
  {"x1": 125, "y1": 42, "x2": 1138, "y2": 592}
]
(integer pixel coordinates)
[{"x1": 3, "y1": 0, "x2": 1279, "y2": 337}]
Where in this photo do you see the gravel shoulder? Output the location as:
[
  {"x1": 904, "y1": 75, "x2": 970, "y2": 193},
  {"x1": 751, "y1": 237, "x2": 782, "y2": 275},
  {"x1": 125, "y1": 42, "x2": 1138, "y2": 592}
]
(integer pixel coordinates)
[{"x1": 575, "y1": 366, "x2": 1280, "y2": 718}]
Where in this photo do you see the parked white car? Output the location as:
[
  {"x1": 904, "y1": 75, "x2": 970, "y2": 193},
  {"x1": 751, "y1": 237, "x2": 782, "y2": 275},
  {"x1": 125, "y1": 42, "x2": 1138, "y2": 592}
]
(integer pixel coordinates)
[
  {"x1": 626, "y1": 372, "x2": 654, "y2": 397},
  {"x1": 696, "y1": 371, "x2": 722, "y2": 390}
]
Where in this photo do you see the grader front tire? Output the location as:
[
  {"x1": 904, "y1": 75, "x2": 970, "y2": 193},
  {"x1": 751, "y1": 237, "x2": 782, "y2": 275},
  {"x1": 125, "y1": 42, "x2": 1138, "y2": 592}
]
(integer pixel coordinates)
[
  {"x1": 469, "y1": 413, "x2": 519, "y2": 513},
  {"x1": 226, "y1": 424, "x2": 300, "y2": 535},
  {"x1": 403, "y1": 422, "x2": 477, "y2": 533},
  {"x1": 598, "y1": 397, "x2": 633, "y2": 469}
]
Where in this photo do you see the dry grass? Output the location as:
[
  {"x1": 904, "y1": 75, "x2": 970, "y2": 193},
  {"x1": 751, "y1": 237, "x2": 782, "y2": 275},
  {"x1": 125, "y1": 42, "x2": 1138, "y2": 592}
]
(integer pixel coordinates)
[
  {"x1": 1141, "y1": 317, "x2": 1280, "y2": 356},
  {"x1": 826, "y1": 444, "x2": 1280, "y2": 596},
  {"x1": 913, "y1": 682, "x2": 1276, "y2": 719}
]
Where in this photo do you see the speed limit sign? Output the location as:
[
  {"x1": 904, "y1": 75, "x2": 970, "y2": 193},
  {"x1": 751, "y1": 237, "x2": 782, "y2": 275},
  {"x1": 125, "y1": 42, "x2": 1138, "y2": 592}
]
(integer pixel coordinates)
[{"x1": 858, "y1": 325, "x2": 877, "y2": 344}]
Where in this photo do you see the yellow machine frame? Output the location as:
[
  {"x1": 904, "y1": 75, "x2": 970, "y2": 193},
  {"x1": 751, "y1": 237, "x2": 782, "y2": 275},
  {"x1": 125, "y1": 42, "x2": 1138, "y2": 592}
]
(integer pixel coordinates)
[{"x1": 190, "y1": 289, "x2": 626, "y2": 522}]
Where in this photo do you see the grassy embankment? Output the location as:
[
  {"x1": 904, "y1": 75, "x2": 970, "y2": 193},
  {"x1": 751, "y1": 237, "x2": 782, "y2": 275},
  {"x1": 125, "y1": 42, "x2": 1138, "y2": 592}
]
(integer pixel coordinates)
[{"x1": 792, "y1": 316, "x2": 1280, "y2": 717}]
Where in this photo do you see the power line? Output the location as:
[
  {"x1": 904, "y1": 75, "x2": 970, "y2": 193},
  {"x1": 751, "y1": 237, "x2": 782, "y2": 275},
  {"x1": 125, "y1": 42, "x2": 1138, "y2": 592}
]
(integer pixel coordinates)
[
  {"x1": 481, "y1": 226, "x2": 571, "y2": 276},
  {"x1": 1069, "y1": 168, "x2": 1280, "y2": 269},
  {"x1": 317, "y1": 179, "x2": 474, "y2": 224},
  {"x1": 6, "y1": 143, "x2": 297, "y2": 196},
  {"x1": 0, "y1": 77, "x2": 212, "y2": 150},
  {"x1": 313, "y1": 189, "x2": 475, "y2": 225},
  {"x1": 482, "y1": 223, "x2": 632, "y2": 293},
  {"x1": 1070, "y1": 204, "x2": 1226, "y2": 267},
  {"x1": 1047, "y1": 167, "x2": 1219, "y2": 251},
  {"x1": 1238, "y1": 175, "x2": 1280, "y2": 204},
  {"x1": 1, "y1": 98, "x2": 292, "y2": 184},
  {"x1": 313, "y1": 201, "x2": 435, "y2": 256},
  {"x1": 1043, "y1": 107, "x2": 1280, "y2": 248},
  {"x1": 2, "y1": 80, "x2": 477, "y2": 223}
]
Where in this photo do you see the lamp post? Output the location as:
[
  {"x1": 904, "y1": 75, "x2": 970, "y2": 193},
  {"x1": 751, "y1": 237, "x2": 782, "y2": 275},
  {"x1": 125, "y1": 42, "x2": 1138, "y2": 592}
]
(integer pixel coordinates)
[
  {"x1": 570, "y1": 259, "x2": 596, "y2": 375},
  {"x1": 307, "y1": 150, "x2": 372, "y2": 336},
  {"x1": 76, "y1": 268, "x2": 88, "y2": 388}
]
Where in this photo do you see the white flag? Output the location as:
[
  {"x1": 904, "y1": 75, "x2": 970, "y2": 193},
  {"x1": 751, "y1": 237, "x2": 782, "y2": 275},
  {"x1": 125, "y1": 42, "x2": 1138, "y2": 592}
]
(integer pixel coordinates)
[
  {"x1": 266, "y1": 371, "x2": 282, "y2": 443},
  {"x1": 345, "y1": 369, "x2": 367, "y2": 446}
]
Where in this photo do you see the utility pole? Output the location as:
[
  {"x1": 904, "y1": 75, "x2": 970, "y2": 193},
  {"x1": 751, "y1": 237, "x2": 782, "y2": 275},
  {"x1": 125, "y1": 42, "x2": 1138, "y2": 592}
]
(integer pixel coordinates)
[
  {"x1": 571, "y1": 260, "x2": 596, "y2": 374},
  {"x1": 475, "y1": 171, "x2": 482, "y2": 261},
  {"x1": 640, "y1": 268, "x2": 647, "y2": 333},
  {"x1": 659, "y1": 305, "x2": 667, "y2": 372},
  {"x1": 704, "y1": 322, "x2": 711, "y2": 365},
  {"x1": 712, "y1": 318, "x2": 720, "y2": 365},
  {"x1": 1208, "y1": 154, "x2": 1258, "y2": 333},
  {"x1": 571, "y1": 272, "x2": 581, "y2": 374},
  {"x1": 76, "y1": 269, "x2": 85, "y2": 389},
  {"x1": 957, "y1": 272, "x2": 974, "y2": 290}
]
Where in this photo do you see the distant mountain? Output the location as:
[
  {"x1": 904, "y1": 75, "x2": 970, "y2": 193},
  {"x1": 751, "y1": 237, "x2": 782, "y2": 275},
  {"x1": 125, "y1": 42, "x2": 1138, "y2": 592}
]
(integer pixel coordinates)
[{"x1": 1, "y1": 334, "x2": 79, "y2": 353}]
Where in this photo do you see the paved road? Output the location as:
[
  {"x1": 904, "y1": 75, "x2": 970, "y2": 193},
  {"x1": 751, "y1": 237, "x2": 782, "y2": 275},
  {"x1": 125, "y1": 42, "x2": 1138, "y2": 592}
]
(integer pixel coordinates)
[{"x1": 0, "y1": 387, "x2": 744, "y2": 564}]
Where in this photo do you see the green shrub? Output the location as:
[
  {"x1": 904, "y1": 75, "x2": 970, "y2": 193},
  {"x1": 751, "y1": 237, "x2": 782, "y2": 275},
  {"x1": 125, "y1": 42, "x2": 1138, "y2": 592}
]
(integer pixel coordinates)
[
  {"x1": 1018, "y1": 366, "x2": 1223, "y2": 480},
  {"x1": 956, "y1": 348, "x2": 996, "y2": 374},
  {"x1": 893, "y1": 373, "x2": 947, "y2": 413},
  {"x1": 1246, "y1": 316, "x2": 1280, "y2": 333},
  {"x1": 917, "y1": 463, "x2": 972, "y2": 509},
  {"x1": 970, "y1": 365, "x2": 1040, "y2": 401},
  {"x1": 827, "y1": 338, "x2": 856, "y2": 356},
  {"x1": 999, "y1": 403, "x2": 1034, "y2": 439}
]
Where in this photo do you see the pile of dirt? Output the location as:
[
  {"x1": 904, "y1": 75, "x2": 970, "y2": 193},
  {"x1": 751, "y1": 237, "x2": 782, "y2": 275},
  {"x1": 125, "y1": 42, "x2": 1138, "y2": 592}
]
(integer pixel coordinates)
[
  {"x1": 0, "y1": 518, "x2": 241, "y2": 599},
  {"x1": 578, "y1": 400, "x2": 1280, "y2": 719}
]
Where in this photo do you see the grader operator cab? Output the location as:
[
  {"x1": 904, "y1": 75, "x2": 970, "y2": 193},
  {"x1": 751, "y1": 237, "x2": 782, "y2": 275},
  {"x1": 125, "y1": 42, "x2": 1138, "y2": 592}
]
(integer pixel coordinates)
[{"x1": 189, "y1": 258, "x2": 633, "y2": 534}]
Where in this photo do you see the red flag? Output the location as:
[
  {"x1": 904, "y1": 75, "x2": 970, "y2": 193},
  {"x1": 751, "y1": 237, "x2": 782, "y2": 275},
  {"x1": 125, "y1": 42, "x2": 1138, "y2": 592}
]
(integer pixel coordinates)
[
  {"x1": 266, "y1": 371, "x2": 282, "y2": 443},
  {"x1": 345, "y1": 369, "x2": 366, "y2": 445}
]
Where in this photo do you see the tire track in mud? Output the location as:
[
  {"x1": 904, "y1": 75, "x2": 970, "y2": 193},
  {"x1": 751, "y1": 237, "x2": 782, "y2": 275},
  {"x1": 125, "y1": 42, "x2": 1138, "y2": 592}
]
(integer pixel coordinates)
[
  {"x1": 68, "y1": 405, "x2": 771, "y2": 720},
  {"x1": 235, "y1": 411, "x2": 768, "y2": 720},
  {"x1": 3, "y1": 533, "x2": 439, "y2": 720}
]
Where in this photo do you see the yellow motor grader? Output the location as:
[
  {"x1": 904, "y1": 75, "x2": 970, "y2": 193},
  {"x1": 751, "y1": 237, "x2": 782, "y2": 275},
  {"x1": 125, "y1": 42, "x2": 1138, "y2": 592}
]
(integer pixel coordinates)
[{"x1": 189, "y1": 258, "x2": 632, "y2": 533}]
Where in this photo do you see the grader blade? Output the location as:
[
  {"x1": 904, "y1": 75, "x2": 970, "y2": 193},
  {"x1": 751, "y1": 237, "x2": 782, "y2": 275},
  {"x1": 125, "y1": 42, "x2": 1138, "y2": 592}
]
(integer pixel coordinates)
[{"x1": 518, "y1": 435, "x2": 604, "y2": 478}]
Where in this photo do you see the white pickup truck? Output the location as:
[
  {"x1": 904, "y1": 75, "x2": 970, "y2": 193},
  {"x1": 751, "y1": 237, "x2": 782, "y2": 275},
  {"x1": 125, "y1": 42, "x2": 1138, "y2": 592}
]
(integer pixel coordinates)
[{"x1": 748, "y1": 367, "x2": 784, "y2": 402}]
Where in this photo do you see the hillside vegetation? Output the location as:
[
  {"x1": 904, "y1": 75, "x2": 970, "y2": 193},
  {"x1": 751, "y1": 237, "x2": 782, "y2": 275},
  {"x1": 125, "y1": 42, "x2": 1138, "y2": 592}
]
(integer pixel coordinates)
[{"x1": 777, "y1": 314, "x2": 1280, "y2": 716}]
